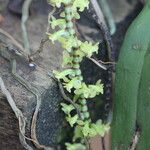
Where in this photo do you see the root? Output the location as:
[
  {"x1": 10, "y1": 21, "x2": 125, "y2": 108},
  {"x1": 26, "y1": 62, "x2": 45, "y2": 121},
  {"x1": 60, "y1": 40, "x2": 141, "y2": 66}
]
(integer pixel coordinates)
[
  {"x1": 21, "y1": 0, "x2": 33, "y2": 55},
  {"x1": 0, "y1": 77, "x2": 33, "y2": 150}
]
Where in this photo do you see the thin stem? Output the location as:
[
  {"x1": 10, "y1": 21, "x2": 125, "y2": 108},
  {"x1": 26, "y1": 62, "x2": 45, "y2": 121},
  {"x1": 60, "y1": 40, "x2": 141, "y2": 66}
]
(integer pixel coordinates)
[
  {"x1": 58, "y1": 82, "x2": 82, "y2": 119},
  {"x1": 29, "y1": 7, "x2": 56, "y2": 59},
  {"x1": 0, "y1": 77, "x2": 33, "y2": 150},
  {"x1": 87, "y1": 57, "x2": 107, "y2": 70}
]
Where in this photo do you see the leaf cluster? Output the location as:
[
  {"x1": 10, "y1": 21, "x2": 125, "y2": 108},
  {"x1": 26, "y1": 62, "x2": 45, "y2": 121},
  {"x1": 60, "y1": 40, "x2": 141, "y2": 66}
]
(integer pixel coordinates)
[
  {"x1": 61, "y1": 103, "x2": 110, "y2": 139},
  {"x1": 48, "y1": 0, "x2": 110, "y2": 149},
  {"x1": 48, "y1": 0, "x2": 89, "y2": 15}
]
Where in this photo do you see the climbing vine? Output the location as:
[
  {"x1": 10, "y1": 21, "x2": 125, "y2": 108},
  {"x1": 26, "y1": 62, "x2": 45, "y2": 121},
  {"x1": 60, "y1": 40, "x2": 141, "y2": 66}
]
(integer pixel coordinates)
[{"x1": 47, "y1": 0, "x2": 109, "y2": 149}]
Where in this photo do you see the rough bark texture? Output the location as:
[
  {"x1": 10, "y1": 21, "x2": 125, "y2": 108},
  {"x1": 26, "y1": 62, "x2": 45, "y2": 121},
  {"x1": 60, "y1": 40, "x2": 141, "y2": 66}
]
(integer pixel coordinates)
[
  {"x1": 0, "y1": 41, "x2": 63, "y2": 150},
  {"x1": 0, "y1": 1, "x2": 63, "y2": 149},
  {"x1": 0, "y1": 95, "x2": 26, "y2": 150}
]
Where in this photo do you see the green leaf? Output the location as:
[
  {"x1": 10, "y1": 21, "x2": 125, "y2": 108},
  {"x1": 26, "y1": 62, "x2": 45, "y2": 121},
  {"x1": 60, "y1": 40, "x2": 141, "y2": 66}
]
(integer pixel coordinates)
[
  {"x1": 73, "y1": 95, "x2": 80, "y2": 101},
  {"x1": 64, "y1": 77, "x2": 82, "y2": 92},
  {"x1": 82, "y1": 121, "x2": 90, "y2": 137},
  {"x1": 74, "y1": 81, "x2": 103, "y2": 98},
  {"x1": 47, "y1": 0, "x2": 62, "y2": 7},
  {"x1": 66, "y1": 114, "x2": 79, "y2": 127},
  {"x1": 47, "y1": 29, "x2": 67, "y2": 43},
  {"x1": 53, "y1": 69, "x2": 74, "y2": 80},
  {"x1": 59, "y1": 36, "x2": 81, "y2": 52},
  {"x1": 88, "y1": 127, "x2": 97, "y2": 137},
  {"x1": 89, "y1": 80, "x2": 104, "y2": 96},
  {"x1": 80, "y1": 41, "x2": 99, "y2": 57},
  {"x1": 74, "y1": 49, "x2": 85, "y2": 59},
  {"x1": 48, "y1": 0, "x2": 72, "y2": 7},
  {"x1": 65, "y1": 143, "x2": 86, "y2": 150},
  {"x1": 72, "y1": 11, "x2": 80, "y2": 19},
  {"x1": 50, "y1": 16, "x2": 66, "y2": 29},
  {"x1": 60, "y1": 12, "x2": 65, "y2": 17},
  {"x1": 61, "y1": 103, "x2": 75, "y2": 115},
  {"x1": 73, "y1": 0, "x2": 89, "y2": 12},
  {"x1": 90, "y1": 120, "x2": 110, "y2": 137},
  {"x1": 73, "y1": 125, "x2": 83, "y2": 141},
  {"x1": 62, "y1": 51, "x2": 73, "y2": 67},
  {"x1": 74, "y1": 83, "x2": 89, "y2": 98},
  {"x1": 88, "y1": 83, "x2": 103, "y2": 97},
  {"x1": 76, "y1": 120, "x2": 85, "y2": 126}
]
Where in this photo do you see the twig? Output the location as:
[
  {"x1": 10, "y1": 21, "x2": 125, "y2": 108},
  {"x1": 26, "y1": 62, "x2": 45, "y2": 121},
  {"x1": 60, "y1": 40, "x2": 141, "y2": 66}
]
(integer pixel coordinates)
[
  {"x1": 58, "y1": 82, "x2": 90, "y2": 150},
  {"x1": 73, "y1": 46, "x2": 108, "y2": 70},
  {"x1": 48, "y1": 73, "x2": 82, "y2": 119},
  {"x1": 0, "y1": 77, "x2": 33, "y2": 150},
  {"x1": 29, "y1": 8, "x2": 56, "y2": 59},
  {"x1": 30, "y1": 37, "x2": 49, "y2": 58},
  {"x1": 58, "y1": 82, "x2": 82, "y2": 119},
  {"x1": 49, "y1": 75, "x2": 90, "y2": 149},
  {"x1": 21, "y1": 0, "x2": 33, "y2": 55},
  {"x1": 87, "y1": 57, "x2": 107, "y2": 70},
  {"x1": 98, "y1": 59, "x2": 116, "y2": 65}
]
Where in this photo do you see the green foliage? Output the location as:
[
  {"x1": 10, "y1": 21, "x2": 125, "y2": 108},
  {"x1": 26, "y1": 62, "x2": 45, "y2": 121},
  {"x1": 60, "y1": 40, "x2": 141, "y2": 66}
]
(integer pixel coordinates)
[
  {"x1": 48, "y1": 0, "x2": 109, "y2": 149},
  {"x1": 62, "y1": 51, "x2": 73, "y2": 67},
  {"x1": 47, "y1": 30, "x2": 67, "y2": 43},
  {"x1": 90, "y1": 120, "x2": 110, "y2": 137},
  {"x1": 74, "y1": 80, "x2": 103, "y2": 99},
  {"x1": 73, "y1": 125, "x2": 83, "y2": 141},
  {"x1": 61, "y1": 103, "x2": 110, "y2": 137},
  {"x1": 61, "y1": 103, "x2": 75, "y2": 115},
  {"x1": 48, "y1": 0, "x2": 89, "y2": 10},
  {"x1": 59, "y1": 37, "x2": 81, "y2": 52},
  {"x1": 81, "y1": 120, "x2": 109, "y2": 137},
  {"x1": 50, "y1": 16, "x2": 66, "y2": 29},
  {"x1": 61, "y1": 103, "x2": 79, "y2": 127},
  {"x1": 48, "y1": 0, "x2": 71, "y2": 7},
  {"x1": 79, "y1": 41, "x2": 99, "y2": 57},
  {"x1": 53, "y1": 69, "x2": 74, "y2": 81},
  {"x1": 66, "y1": 114, "x2": 79, "y2": 127},
  {"x1": 64, "y1": 77, "x2": 82, "y2": 92},
  {"x1": 65, "y1": 143, "x2": 86, "y2": 150},
  {"x1": 72, "y1": 0, "x2": 89, "y2": 12}
]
